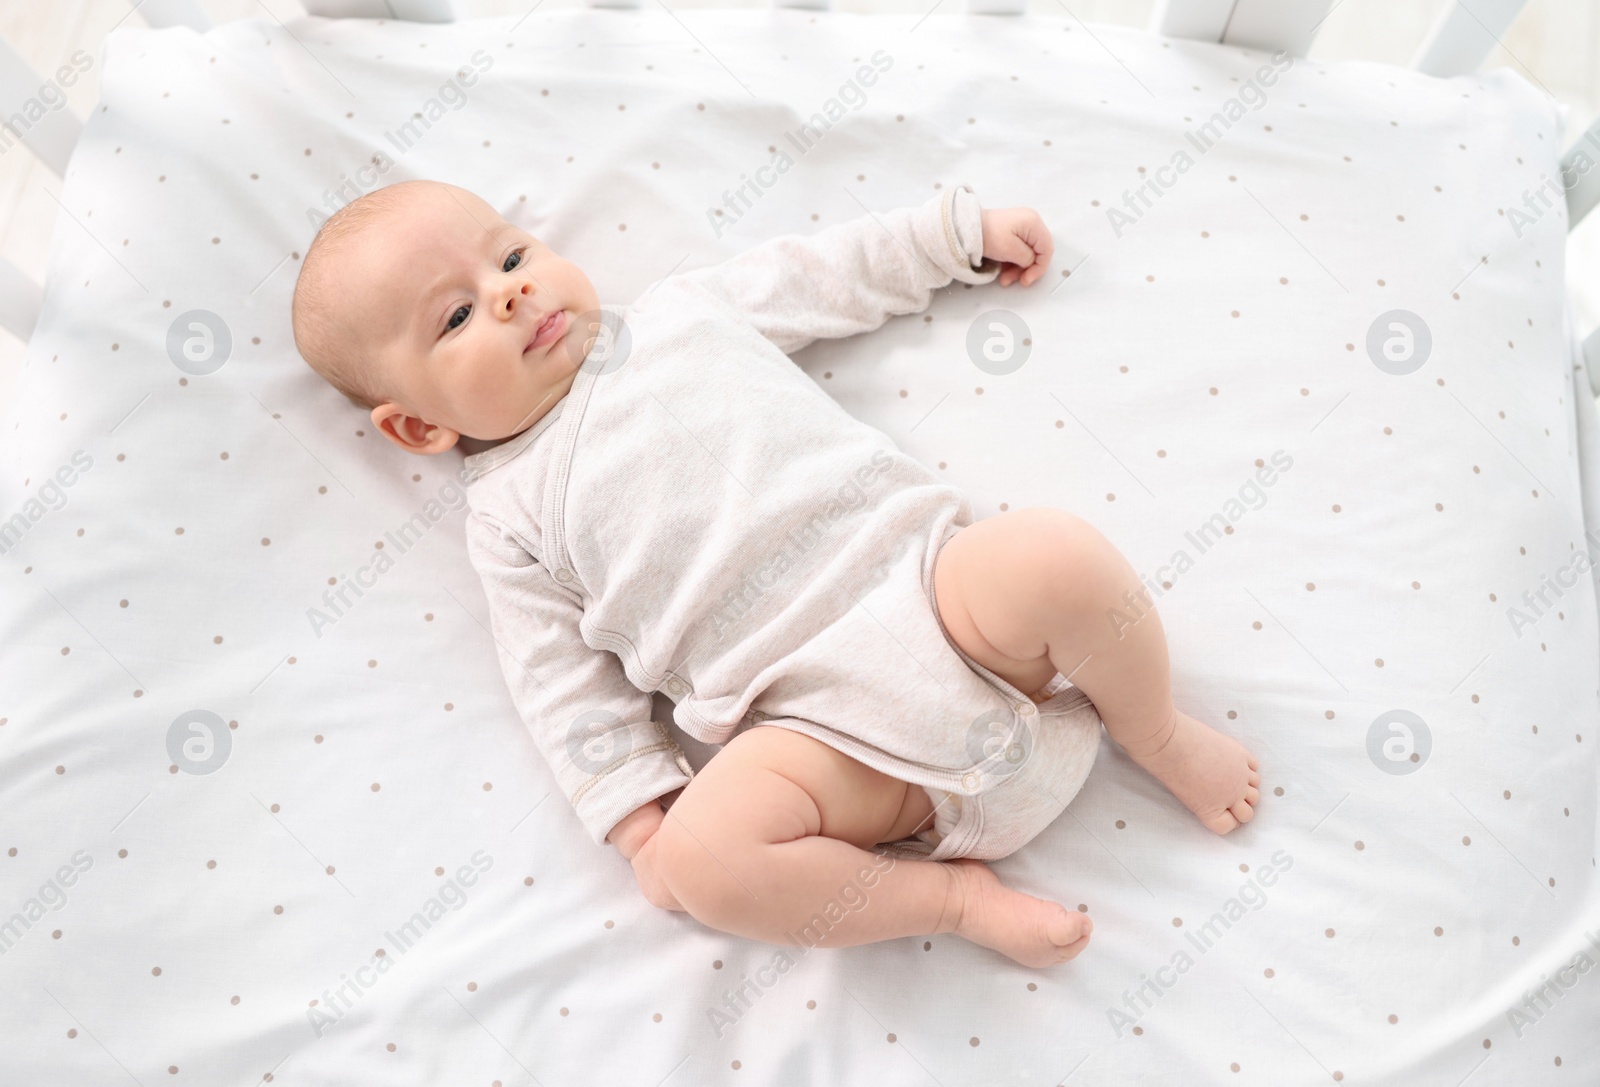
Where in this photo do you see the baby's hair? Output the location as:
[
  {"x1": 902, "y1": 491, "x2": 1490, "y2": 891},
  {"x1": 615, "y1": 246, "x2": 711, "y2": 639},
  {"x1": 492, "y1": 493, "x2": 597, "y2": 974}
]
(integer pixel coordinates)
[{"x1": 291, "y1": 182, "x2": 432, "y2": 413}]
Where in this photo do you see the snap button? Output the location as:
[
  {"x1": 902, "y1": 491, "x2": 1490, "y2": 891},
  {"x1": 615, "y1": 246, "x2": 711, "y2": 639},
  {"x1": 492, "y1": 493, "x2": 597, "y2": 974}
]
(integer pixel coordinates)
[
  {"x1": 1017, "y1": 702, "x2": 1036, "y2": 716},
  {"x1": 554, "y1": 569, "x2": 572, "y2": 583},
  {"x1": 961, "y1": 772, "x2": 980, "y2": 792},
  {"x1": 667, "y1": 678, "x2": 687, "y2": 696}
]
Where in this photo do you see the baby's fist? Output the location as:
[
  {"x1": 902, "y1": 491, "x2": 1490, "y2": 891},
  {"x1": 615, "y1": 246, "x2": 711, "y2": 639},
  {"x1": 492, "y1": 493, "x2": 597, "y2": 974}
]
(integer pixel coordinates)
[{"x1": 980, "y1": 207, "x2": 1053, "y2": 287}]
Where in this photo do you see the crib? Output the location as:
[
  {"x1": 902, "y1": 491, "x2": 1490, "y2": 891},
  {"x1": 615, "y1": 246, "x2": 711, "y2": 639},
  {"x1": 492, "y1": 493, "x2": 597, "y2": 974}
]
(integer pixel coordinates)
[{"x1": 1, "y1": 0, "x2": 1596, "y2": 1083}]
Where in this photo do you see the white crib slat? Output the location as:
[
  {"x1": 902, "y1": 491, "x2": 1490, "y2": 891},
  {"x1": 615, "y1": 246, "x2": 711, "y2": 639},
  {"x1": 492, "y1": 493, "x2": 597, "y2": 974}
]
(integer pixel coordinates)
[
  {"x1": 1149, "y1": 0, "x2": 1235, "y2": 42},
  {"x1": 135, "y1": 0, "x2": 214, "y2": 32},
  {"x1": 301, "y1": 0, "x2": 457, "y2": 20},
  {"x1": 0, "y1": 35, "x2": 83, "y2": 178},
  {"x1": 1150, "y1": 0, "x2": 1330, "y2": 56},
  {"x1": 0, "y1": 253, "x2": 41, "y2": 343},
  {"x1": 965, "y1": 0, "x2": 1027, "y2": 14},
  {"x1": 1220, "y1": 0, "x2": 1331, "y2": 57},
  {"x1": 1565, "y1": 116, "x2": 1600, "y2": 231},
  {"x1": 1583, "y1": 328, "x2": 1600, "y2": 398},
  {"x1": 1410, "y1": 0, "x2": 1528, "y2": 78}
]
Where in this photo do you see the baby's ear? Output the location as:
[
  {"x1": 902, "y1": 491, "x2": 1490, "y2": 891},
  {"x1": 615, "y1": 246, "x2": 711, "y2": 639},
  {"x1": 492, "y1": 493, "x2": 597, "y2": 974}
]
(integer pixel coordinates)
[{"x1": 371, "y1": 401, "x2": 459, "y2": 456}]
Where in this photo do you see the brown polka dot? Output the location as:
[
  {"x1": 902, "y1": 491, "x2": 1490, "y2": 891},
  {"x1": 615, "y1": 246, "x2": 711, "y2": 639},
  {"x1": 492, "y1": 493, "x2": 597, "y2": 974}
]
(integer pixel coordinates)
[
  {"x1": 970, "y1": 1037, "x2": 980, "y2": 1047},
  {"x1": 152, "y1": 967, "x2": 162, "y2": 976},
  {"x1": 387, "y1": 1043, "x2": 396, "y2": 1052},
  {"x1": 1434, "y1": 926, "x2": 1444, "y2": 936},
  {"x1": 1231, "y1": 1063, "x2": 1240, "y2": 1072},
  {"x1": 1325, "y1": 928, "x2": 1335, "y2": 938},
  {"x1": 887, "y1": 1033, "x2": 897, "y2": 1043},
  {"x1": 1115, "y1": 819, "x2": 1125, "y2": 829},
  {"x1": 1264, "y1": 968, "x2": 1274, "y2": 978}
]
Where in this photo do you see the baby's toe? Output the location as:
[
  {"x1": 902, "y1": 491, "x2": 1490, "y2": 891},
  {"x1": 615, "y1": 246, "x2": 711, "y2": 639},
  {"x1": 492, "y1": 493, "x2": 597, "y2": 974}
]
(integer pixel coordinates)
[
  {"x1": 1230, "y1": 798, "x2": 1255, "y2": 825},
  {"x1": 1204, "y1": 808, "x2": 1241, "y2": 835},
  {"x1": 1046, "y1": 908, "x2": 1090, "y2": 948}
]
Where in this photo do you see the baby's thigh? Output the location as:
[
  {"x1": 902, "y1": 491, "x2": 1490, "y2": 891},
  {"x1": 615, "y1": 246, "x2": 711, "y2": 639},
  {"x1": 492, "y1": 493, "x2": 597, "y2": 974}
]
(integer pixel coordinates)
[{"x1": 667, "y1": 725, "x2": 913, "y2": 852}]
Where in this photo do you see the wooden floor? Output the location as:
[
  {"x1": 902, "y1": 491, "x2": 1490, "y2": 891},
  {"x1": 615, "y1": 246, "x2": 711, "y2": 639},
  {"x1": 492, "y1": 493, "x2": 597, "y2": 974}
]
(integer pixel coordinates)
[{"x1": 1, "y1": 0, "x2": 1597, "y2": 418}]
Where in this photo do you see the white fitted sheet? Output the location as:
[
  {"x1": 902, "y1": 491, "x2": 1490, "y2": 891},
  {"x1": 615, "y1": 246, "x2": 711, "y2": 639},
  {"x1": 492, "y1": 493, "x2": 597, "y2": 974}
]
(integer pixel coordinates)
[{"x1": 0, "y1": 9, "x2": 1595, "y2": 1085}]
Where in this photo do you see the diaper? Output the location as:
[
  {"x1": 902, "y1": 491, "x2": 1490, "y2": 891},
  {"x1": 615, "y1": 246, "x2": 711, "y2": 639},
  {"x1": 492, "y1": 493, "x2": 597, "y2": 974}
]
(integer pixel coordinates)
[{"x1": 893, "y1": 671, "x2": 1103, "y2": 862}]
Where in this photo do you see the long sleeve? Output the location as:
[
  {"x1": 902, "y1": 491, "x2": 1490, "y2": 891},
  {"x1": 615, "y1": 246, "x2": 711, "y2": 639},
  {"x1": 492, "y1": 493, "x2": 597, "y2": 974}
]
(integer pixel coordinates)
[
  {"x1": 668, "y1": 184, "x2": 1001, "y2": 356},
  {"x1": 464, "y1": 508, "x2": 694, "y2": 848}
]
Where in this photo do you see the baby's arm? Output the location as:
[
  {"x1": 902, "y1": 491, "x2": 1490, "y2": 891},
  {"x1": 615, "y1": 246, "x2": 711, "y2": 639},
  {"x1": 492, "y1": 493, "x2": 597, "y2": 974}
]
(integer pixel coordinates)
[
  {"x1": 660, "y1": 186, "x2": 1048, "y2": 356},
  {"x1": 464, "y1": 510, "x2": 694, "y2": 853}
]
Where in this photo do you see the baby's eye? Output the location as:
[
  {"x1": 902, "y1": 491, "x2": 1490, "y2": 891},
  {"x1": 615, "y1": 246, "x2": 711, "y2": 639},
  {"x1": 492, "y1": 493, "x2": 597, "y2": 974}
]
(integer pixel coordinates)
[
  {"x1": 503, "y1": 248, "x2": 525, "y2": 273},
  {"x1": 446, "y1": 305, "x2": 469, "y2": 331}
]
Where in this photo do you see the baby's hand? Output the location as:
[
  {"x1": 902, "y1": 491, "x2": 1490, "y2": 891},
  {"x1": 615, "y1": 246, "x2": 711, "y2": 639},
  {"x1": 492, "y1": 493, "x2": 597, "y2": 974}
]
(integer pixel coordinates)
[
  {"x1": 980, "y1": 207, "x2": 1054, "y2": 287},
  {"x1": 610, "y1": 800, "x2": 687, "y2": 912},
  {"x1": 630, "y1": 832, "x2": 686, "y2": 912}
]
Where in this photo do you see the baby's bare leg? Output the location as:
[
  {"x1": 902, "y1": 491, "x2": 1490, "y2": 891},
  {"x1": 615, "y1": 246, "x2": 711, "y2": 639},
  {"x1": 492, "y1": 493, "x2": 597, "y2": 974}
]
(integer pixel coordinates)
[
  {"x1": 652, "y1": 726, "x2": 1091, "y2": 968},
  {"x1": 934, "y1": 508, "x2": 1261, "y2": 833}
]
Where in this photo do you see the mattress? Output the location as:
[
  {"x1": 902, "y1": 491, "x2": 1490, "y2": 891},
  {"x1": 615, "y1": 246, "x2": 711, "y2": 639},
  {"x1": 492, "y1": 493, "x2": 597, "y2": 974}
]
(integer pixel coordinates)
[{"x1": 0, "y1": 7, "x2": 1595, "y2": 1084}]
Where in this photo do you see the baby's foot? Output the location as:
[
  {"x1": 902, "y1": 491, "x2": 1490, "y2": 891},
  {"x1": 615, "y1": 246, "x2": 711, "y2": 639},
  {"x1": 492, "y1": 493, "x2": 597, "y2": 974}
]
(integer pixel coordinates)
[
  {"x1": 1123, "y1": 710, "x2": 1260, "y2": 834},
  {"x1": 945, "y1": 858, "x2": 1092, "y2": 969}
]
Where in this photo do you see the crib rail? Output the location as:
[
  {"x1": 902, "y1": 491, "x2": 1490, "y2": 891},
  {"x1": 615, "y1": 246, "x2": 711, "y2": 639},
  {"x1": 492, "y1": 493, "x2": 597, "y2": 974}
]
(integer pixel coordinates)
[
  {"x1": 1411, "y1": 0, "x2": 1529, "y2": 78},
  {"x1": 0, "y1": 0, "x2": 1593, "y2": 374}
]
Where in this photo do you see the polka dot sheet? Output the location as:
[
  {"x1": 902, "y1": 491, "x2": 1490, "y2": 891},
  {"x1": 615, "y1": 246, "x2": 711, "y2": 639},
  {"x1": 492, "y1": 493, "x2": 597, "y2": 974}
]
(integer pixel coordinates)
[{"x1": 0, "y1": 8, "x2": 1596, "y2": 1085}]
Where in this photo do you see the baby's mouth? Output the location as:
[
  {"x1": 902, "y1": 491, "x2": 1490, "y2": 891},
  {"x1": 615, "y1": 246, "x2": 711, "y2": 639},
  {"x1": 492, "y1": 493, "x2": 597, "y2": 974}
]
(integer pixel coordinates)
[{"x1": 526, "y1": 310, "x2": 567, "y2": 353}]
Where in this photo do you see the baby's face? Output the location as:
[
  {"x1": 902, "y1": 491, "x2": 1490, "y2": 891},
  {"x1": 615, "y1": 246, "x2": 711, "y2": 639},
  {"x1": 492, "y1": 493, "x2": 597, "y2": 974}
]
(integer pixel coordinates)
[{"x1": 350, "y1": 183, "x2": 600, "y2": 451}]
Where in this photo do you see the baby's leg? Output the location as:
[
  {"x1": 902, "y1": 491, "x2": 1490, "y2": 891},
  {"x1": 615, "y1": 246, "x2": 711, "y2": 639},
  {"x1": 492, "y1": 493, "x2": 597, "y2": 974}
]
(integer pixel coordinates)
[
  {"x1": 652, "y1": 725, "x2": 1092, "y2": 968},
  {"x1": 933, "y1": 508, "x2": 1260, "y2": 833}
]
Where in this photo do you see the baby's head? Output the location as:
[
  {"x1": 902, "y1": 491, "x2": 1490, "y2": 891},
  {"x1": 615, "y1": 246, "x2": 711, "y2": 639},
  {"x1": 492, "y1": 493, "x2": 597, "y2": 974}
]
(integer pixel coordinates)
[{"x1": 291, "y1": 180, "x2": 599, "y2": 453}]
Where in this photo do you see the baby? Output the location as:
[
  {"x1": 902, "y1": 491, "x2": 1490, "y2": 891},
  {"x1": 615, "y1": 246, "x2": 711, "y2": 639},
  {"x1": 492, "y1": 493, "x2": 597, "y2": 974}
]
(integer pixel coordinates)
[{"x1": 291, "y1": 179, "x2": 1260, "y2": 969}]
